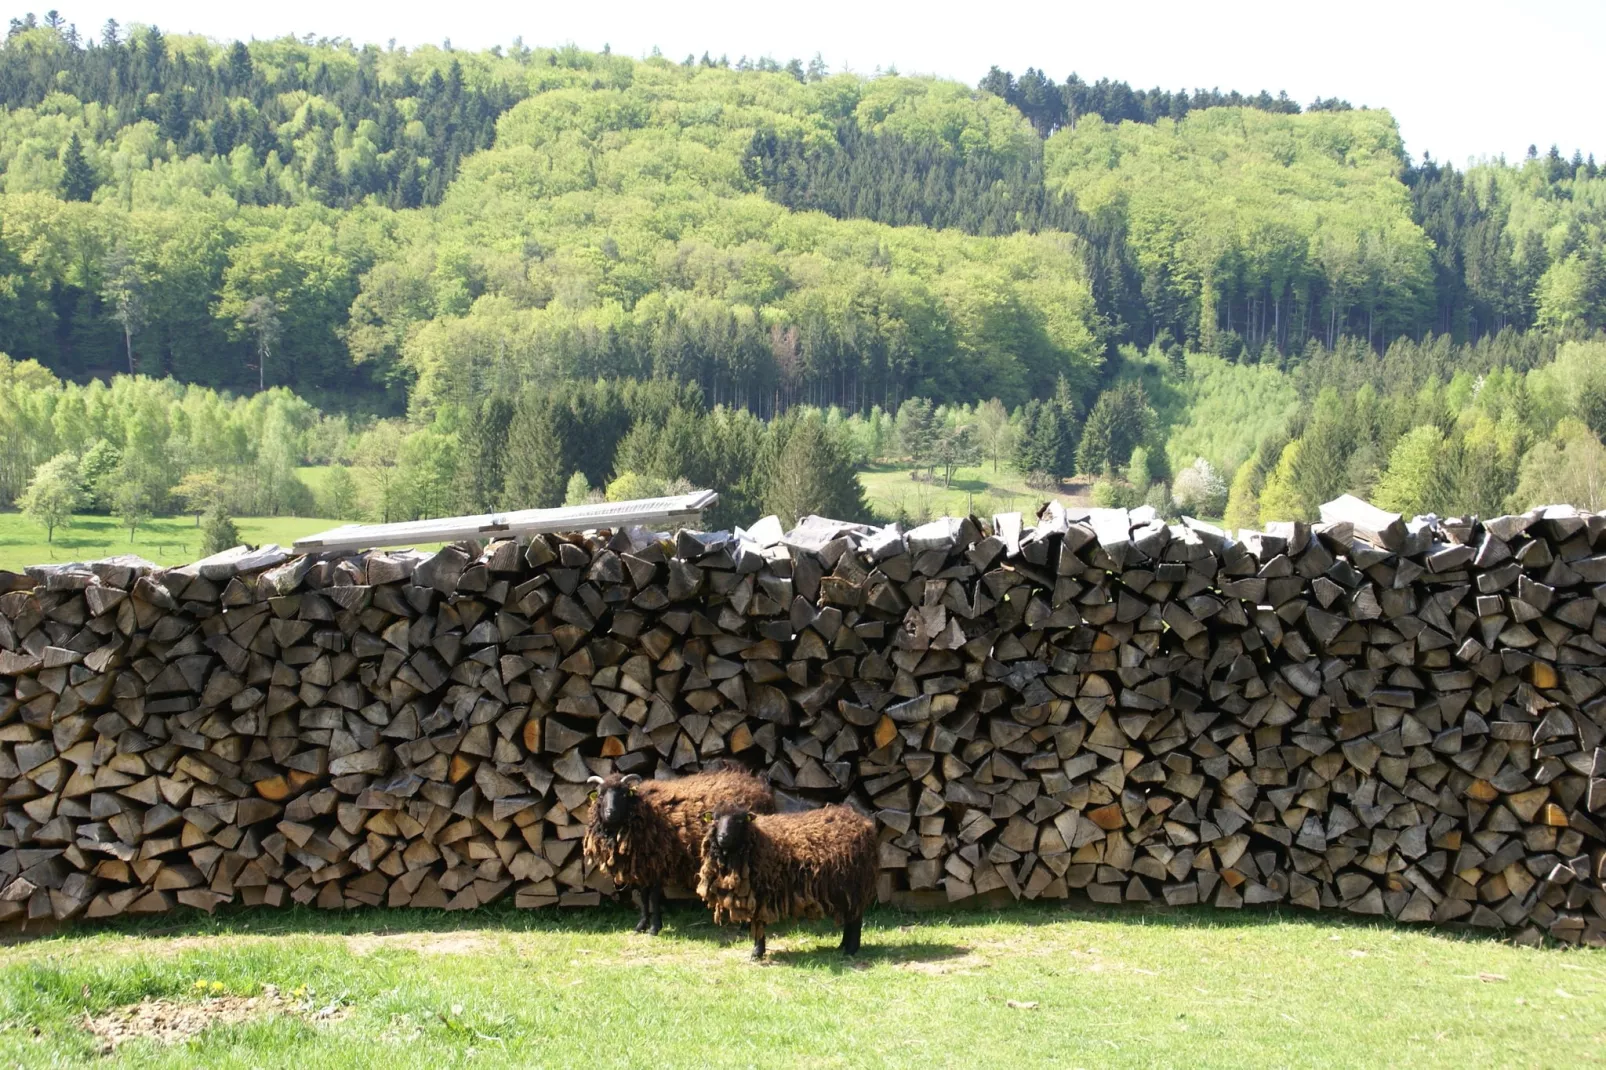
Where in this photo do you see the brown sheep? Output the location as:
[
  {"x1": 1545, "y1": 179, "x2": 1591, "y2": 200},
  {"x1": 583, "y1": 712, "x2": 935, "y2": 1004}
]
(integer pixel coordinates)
[
  {"x1": 582, "y1": 767, "x2": 773, "y2": 934},
  {"x1": 695, "y1": 802, "x2": 878, "y2": 960}
]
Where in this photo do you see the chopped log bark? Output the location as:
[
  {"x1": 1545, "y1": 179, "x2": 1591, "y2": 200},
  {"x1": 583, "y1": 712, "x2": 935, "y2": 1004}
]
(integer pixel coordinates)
[{"x1": 0, "y1": 500, "x2": 1602, "y2": 946}]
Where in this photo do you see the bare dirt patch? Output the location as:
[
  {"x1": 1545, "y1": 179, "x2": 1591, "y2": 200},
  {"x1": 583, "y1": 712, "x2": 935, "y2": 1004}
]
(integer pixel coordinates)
[
  {"x1": 83, "y1": 986, "x2": 345, "y2": 1053},
  {"x1": 895, "y1": 951, "x2": 991, "y2": 976},
  {"x1": 345, "y1": 931, "x2": 491, "y2": 956}
]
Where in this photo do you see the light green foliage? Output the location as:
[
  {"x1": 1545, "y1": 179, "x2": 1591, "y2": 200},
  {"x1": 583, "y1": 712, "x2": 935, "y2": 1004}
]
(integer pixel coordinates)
[
  {"x1": 1125, "y1": 446, "x2": 1154, "y2": 493},
  {"x1": 1372, "y1": 425, "x2": 1447, "y2": 517},
  {"x1": 1513, "y1": 418, "x2": 1606, "y2": 512},
  {"x1": 1528, "y1": 340, "x2": 1606, "y2": 439},
  {"x1": 75, "y1": 439, "x2": 122, "y2": 512},
  {"x1": 1534, "y1": 253, "x2": 1605, "y2": 330},
  {"x1": 1257, "y1": 439, "x2": 1308, "y2": 524},
  {"x1": 1158, "y1": 353, "x2": 1299, "y2": 476},
  {"x1": 563, "y1": 471, "x2": 593, "y2": 507},
  {"x1": 396, "y1": 425, "x2": 461, "y2": 521},
  {"x1": 1091, "y1": 478, "x2": 1141, "y2": 509},
  {"x1": 382, "y1": 63, "x2": 1099, "y2": 415},
  {"x1": 17, "y1": 451, "x2": 80, "y2": 542},
  {"x1": 974, "y1": 398, "x2": 1014, "y2": 473},
  {"x1": 112, "y1": 479, "x2": 153, "y2": 542},
  {"x1": 353, "y1": 421, "x2": 408, "y2": 523},
  {"x1": 316, "y1": 465, "x2": 360, "y2": 522},
  {"x1": 170, "y1": 468, "x2": 225, "y2": 524},
  {"x1": 1224, "y1": 457, "x2": 1264, "y2": 533},
  {"x1": 606, "y1": 471, "x2": 679, "y2": 502},
  {"x1": 1046, "y1": 108, "x2": 1433, "y2": 348}
]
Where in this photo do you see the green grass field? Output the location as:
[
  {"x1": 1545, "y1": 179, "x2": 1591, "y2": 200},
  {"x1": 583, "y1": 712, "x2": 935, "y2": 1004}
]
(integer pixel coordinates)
[
  {"x1": 858, "y1": 463, "x2": 1092, "y2": 523},
  {"x1": 0, "y1": 512, "x2": 342, "y2": 573},
  {"x1": 0, "y1": 903, "x2": 1599, "y2": 1068}
]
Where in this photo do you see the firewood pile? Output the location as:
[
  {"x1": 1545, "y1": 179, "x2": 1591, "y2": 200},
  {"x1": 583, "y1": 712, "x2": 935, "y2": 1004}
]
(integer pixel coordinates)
[{"x1": 1, "y1": 496, "x2": 1601, "y2": 945}]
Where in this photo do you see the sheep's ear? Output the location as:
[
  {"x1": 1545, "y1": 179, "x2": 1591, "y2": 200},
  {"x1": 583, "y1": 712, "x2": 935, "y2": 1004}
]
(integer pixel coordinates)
[
  {"x1": 745, "y1": 812, "x2": 756, "y2": 823},
  {"x1": 701, "y1": 811, "x2": 713, "y2": 824}
]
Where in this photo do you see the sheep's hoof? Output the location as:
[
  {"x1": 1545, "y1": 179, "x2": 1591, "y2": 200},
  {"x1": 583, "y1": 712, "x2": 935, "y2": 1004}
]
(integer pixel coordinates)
[
  {"x1": 647, "y1": 922, "x2": 662, "y2": 936},
  {"x1": 749, "y1": 946, "x2": 766, "y2": 961},
  {"x1": 633, "y1": 918, "x2": 651, "y2": 933}
]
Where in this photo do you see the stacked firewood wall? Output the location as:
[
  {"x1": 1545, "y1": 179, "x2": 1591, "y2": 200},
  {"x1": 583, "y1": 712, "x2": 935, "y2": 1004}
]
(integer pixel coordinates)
[{"x1": 1, "y1": 497, "x2": 1602, "y2": 945}]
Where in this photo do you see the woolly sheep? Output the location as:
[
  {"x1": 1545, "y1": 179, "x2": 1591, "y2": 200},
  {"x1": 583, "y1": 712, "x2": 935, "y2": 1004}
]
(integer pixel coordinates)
[
  {"x1": 581, "y1": 767, "x2": 773, "y2": 934},
  {"x1": 695, "y1": 802, "x2": 878, "y2": 959}
]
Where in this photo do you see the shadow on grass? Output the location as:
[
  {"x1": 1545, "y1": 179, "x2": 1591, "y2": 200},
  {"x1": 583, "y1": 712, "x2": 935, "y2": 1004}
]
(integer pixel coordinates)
[
  {"x1": 764, "y1": 938, "x2": 972, "y2": 972},
  {"x1": 1, "y1": 894, "x2": 1537, "y2": 953}
]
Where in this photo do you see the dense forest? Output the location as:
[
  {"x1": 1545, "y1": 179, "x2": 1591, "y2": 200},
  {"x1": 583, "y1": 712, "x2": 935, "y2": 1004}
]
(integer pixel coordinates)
[{"x1": 1, "y1": 14, "x2": 1605, "y2": 534}]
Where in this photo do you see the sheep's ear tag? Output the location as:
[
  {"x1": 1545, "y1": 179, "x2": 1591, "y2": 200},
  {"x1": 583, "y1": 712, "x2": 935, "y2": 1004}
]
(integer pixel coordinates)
[
  {"x1": 627, "y1": 785, "x2": 637, "y2": 795},
  {"x1": 745, "y1": 813, "x2": 756, "y2": 822},
  {"x1": 701, "y1": 811, "x2": 713, "y2": 824},
  {"x1": 588, "y1": 790, "x2": 598, "y2": 801}
]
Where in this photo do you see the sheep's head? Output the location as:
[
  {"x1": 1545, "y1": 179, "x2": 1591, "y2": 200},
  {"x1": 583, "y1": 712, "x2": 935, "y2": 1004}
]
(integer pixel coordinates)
[
  {"x1": 587, "y1": 773, "x2": 643, "y2": 834},
  {"x1": 704, "y1": 803, "x2": 757, "y2": 866}
]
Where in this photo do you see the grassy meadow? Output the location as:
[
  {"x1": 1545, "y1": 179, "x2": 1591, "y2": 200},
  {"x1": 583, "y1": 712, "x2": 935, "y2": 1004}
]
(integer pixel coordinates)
[
  {"x1": 858, "y1": 463, "x2": 1092, "y2": 523},
  {"x1": 0, "y1": 512, "x2": 341, "y2": 573},
  {"x1": 0, "y1": 903, "x2": 1600, "y2": 1068}
]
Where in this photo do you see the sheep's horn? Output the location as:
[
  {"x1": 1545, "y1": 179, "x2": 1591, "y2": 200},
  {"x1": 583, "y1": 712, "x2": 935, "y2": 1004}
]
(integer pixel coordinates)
[
  {"x1": 586, "y1": 775, "x2": 604, "y2": 787},
  {"x1": 622, "y1": 773, "x2": 643, "y2": 787}
]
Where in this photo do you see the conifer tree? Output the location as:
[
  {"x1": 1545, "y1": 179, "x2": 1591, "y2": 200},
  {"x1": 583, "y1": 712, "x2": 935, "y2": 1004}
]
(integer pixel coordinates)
[{"x1": 60, "y1": 132, "x2": 96, "y2": 201}]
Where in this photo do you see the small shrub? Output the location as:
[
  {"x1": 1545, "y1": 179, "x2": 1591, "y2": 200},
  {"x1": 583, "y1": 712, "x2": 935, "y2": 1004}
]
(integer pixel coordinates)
[
  {"x1": 563, "y1": 471, "x2": 592, "y2": 506},
  {"x1": 1172, "y1": 457, "x2": 1228, "y2": 516},
  {"x1": 1091, "y1": 478, "x2": 1142, "y2": 509},
  {"x1": 1144, "y1": 481, "x2": 1176, "y2": 518},
  {"x1": 201, "y1": 504, "x2": 243, "y2": 556}
]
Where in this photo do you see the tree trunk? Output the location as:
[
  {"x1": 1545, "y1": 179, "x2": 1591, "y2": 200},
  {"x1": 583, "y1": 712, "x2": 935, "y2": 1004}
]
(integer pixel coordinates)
[{"x1": 125, "y1": 327, "x2": 134, "y2": 375}]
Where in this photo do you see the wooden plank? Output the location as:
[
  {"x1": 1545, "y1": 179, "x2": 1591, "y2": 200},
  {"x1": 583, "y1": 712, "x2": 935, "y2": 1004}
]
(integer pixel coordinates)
[{"x1": 292, "y1": 492, "x2": 719, "y2": 553}]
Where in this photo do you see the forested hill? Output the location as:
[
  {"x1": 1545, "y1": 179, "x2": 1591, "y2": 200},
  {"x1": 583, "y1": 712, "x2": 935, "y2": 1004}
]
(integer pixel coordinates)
[{"x1": 1, "y1": 16, "x2": 1604, "y2": 420}]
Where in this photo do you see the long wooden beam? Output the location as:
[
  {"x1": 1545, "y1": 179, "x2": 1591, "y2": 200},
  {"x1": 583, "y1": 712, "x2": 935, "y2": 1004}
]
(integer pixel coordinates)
[{"x1": 291, "y1": 490, "x2": 719, "y2": 553}]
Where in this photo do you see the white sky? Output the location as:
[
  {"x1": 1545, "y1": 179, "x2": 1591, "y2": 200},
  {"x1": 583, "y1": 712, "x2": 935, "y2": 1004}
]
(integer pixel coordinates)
[{"x1": 35, "y1": 0, "x2": 1606, "y2": 167}]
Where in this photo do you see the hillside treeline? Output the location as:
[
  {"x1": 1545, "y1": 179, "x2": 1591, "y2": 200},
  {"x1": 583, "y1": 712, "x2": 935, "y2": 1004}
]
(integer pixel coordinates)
[
  {"x1": 1, "y1": 16, "x2": 1605, "y2": 533},
  {"x1": 0, "y1": 355, "x2": 867, "y2": 533},
  {"x1": 3, "y1": 19, "x2": 1604, "y2": 419}
]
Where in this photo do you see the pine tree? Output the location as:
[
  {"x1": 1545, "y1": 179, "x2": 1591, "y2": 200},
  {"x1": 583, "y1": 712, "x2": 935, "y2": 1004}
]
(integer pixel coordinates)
[
  {"x1": 503, "y1": 392, "x2": 570, "y2": 509},
  {"x1": 895, "y1": 398, "x2": 936, "y2": 468},
  {"x1": 1076, "y1": 395, "x2": 1118, "y2": 475},
  {"x1": 461, "y1": 394, "x2": 514, "y2": 511},
  {"x1": 763, "y1": 413, "x2": 867, "y2": 524},
  {"x1": 60, "y1": 132, "x2": 97, "y2": 202}
]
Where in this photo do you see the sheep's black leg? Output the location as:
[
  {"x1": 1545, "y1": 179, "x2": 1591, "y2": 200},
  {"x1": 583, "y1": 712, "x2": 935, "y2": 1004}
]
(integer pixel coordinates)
[
  {"x1": 750, "y1": 921, "x2": 767, "y2": 961},
  {"x1": 839, "y1": 915, "x2": 862, "y2": 956},
  {"x1": 647, "y1": 885, "x2": 664, "y2": 936},
  {"x1": 633, "y1": 888, "x2": 652, "y2": 933}
]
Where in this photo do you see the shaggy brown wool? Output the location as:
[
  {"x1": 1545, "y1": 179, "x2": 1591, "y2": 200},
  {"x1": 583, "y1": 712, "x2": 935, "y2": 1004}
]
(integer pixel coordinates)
[
  {"x1": 582, "y1": 769, "x2": 773, "y2": 891},
  {"x1": 696, "y1": 805, "x2": 878, "y2": 926}
]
